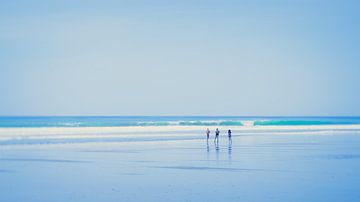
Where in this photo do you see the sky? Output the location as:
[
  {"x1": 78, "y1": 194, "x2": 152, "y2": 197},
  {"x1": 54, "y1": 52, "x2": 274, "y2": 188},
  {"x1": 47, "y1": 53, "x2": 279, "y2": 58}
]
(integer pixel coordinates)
[{"x1": 0, "y1": 0, "x2": 359, "y2": 116}]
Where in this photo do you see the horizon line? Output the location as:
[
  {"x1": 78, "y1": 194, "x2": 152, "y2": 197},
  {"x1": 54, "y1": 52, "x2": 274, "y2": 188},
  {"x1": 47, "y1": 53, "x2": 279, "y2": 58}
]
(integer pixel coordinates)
[{"x1": 0, "y1": 115, "x2": 359, "y2": 118}]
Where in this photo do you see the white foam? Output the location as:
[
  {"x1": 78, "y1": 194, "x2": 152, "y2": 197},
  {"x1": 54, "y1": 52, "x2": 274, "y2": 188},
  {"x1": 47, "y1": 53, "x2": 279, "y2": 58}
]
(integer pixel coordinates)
[{"x1": 241, "y1": 121, "x2": 254, "y2": 126}]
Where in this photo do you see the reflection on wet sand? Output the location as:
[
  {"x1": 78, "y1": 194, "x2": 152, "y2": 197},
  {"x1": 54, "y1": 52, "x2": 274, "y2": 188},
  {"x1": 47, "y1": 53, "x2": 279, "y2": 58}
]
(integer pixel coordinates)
[
  {"x1": 215, "y1": 141, "x2": 220, "y2": 163},
  {"x1": 228, "y1": 139, "x2": 232, "y2": 164},
  {"x1": 206, "y1": 141, "x2": 210, "y2": 163},
  {"x1": 205, "y1": 135, "x2": 234, "y2": 164}
]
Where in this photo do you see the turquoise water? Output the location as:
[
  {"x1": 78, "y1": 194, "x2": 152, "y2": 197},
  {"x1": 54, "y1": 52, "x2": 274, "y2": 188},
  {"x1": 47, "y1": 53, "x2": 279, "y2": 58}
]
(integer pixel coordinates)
[{"x1": 0, "y1": 116, "x2": 359, "y2": 128}]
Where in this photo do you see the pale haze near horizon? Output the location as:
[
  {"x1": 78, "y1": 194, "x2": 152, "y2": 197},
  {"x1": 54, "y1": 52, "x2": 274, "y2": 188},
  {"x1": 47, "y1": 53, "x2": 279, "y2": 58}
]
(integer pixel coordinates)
[{"x1": 0, "y1": 0, "x2": 359, "y2": 116}]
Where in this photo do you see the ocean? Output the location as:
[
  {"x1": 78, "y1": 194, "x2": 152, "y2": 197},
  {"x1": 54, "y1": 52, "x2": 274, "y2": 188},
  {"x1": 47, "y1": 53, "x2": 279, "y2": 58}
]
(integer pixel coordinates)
[{"x1": 0, "y1": 116, "x2": 359, "y2": 128}]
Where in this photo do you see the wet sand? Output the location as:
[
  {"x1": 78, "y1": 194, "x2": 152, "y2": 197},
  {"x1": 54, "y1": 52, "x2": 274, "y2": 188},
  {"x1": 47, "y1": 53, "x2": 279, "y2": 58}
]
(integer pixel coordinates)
[{"x1": 1, "y1": 127, "x2": 360, "y2": 201}]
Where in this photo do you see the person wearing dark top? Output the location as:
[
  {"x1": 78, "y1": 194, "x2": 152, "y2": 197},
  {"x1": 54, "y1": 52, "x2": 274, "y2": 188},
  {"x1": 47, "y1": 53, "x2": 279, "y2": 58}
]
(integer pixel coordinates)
[
  {"x1": 214, "y1": 128, "x2": 220, "y2": 144},
  {"x1": 228, "y1": 129, "x2": 232, "y2": 145}
]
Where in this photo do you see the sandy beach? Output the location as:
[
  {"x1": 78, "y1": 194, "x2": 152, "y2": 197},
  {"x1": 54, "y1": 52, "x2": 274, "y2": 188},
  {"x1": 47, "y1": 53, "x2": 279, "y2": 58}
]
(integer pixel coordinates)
[{"x1": 1, "y1": 125, "x2": 360, "y2": 201}]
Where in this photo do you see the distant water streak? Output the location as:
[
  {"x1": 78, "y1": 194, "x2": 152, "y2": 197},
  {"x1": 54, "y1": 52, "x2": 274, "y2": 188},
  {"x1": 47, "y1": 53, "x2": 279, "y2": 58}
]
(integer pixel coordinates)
[{"x1": 0, "y1": 116, "x2": 359, "y2": 128}]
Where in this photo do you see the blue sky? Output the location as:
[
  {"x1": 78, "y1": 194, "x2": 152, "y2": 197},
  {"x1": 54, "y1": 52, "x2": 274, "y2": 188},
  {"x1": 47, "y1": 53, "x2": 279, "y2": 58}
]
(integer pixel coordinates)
[{"x1": 0, "y1": 0, "x2": 359, "y2": 116}]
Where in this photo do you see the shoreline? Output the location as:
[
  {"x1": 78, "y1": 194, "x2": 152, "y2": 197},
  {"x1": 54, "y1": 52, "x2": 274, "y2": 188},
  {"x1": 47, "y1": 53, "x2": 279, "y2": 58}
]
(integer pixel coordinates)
[
  {"x1": 1, "y1": 124, "x2": 360, "y2": 139},
  {"x1": 1, "y1": 124, "x2": 360, "y2": 153}
]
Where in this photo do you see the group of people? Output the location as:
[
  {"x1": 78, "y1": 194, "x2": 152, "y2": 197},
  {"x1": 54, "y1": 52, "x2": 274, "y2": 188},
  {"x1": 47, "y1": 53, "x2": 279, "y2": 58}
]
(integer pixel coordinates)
[{"x1": 206, "y1": 128, "x2": 232, "y2": 144}]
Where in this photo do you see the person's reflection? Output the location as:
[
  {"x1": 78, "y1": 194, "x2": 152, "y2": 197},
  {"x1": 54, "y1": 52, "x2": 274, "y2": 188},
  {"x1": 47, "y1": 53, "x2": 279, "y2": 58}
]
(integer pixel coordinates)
[
  {"x1": 227, "y1": 129, "x2": 233, "y2": 163},
  {"x1": 215, "y1": 141, "x2": 219, "y2": 163},
  {"x1": 206, "y1": 140, "x2": 210, "y2": 153},
  {"x1": 206, "y1": 140, "x2": 210, "y2": 162},
  {"x1": 228, "y1": 138, "x2": 232, "y2": 163}
]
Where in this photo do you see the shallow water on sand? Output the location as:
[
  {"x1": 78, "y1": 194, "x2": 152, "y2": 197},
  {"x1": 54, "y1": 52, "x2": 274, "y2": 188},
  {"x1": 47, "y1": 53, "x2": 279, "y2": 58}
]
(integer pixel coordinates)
[{"x1": 1, "y1": 130, "x2": 360, "y2": 202}]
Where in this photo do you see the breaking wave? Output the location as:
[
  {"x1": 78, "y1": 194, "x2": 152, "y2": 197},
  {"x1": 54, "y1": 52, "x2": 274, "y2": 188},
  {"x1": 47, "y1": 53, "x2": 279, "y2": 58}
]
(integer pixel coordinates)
[{"x1": 0, "y1": 117, "x2": 359, "y2": 128}]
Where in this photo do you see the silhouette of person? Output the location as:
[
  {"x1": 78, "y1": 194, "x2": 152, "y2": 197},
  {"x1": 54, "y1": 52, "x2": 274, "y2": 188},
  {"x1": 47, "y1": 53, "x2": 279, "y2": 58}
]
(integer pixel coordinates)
[
  {"x1": 206, "y1": 128, "x2": 210, "y2": 141},
  {"x1": 228, "y1": 129, "x2": 232, "y2": 145},
  {"x1": 214, "y1": 128, "x2": 220, "y2": 144}
]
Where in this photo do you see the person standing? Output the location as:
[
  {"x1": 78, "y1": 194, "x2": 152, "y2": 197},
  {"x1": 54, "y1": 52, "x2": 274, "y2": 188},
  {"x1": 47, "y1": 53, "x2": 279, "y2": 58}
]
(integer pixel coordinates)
[
  {"x1": 206, "y1": 128, "x2": 210, "y2": 141},
  {"x1": 214, "y1": 128, "x2": 220, "y2": 144},
  {"x1": 228, "y1": 129, "x2": 232, "y2": 145}
]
